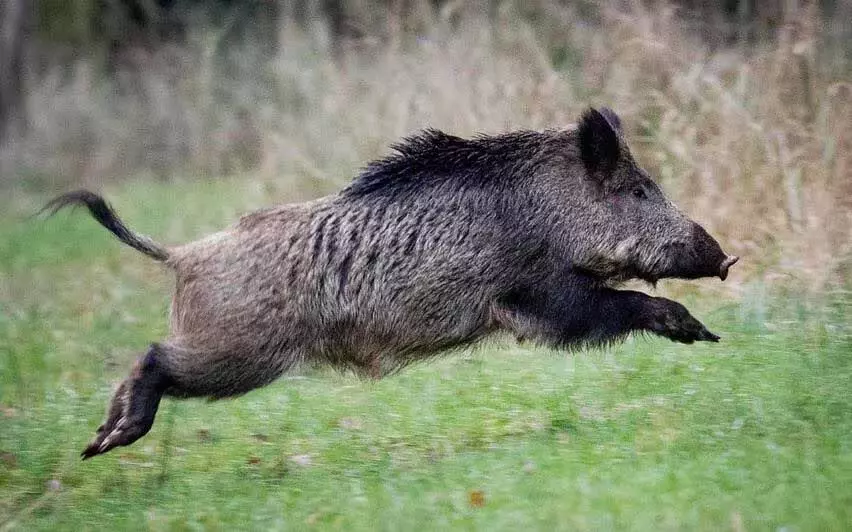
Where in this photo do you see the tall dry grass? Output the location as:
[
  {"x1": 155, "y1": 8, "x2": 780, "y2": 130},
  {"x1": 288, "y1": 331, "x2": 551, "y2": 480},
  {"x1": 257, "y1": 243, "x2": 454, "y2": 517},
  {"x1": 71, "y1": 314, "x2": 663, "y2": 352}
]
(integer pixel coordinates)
[{"x1": 1, "y1": 1, "x2": 850, "y2": 290}]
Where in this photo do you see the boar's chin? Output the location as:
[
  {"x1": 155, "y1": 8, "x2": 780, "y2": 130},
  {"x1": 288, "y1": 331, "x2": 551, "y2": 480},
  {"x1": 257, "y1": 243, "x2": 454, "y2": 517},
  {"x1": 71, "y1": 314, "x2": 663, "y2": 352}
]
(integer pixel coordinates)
[{"x1": 652, "y1": 253, "x2": 739, "y2": 282}]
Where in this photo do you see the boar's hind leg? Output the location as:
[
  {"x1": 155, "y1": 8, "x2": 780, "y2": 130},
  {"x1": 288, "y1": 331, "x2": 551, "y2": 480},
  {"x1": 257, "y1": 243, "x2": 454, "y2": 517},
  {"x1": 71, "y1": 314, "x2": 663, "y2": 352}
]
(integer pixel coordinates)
[
  {"x1": 82, "y1": 343, "x2": 172, "y2": 460},
  {"x1": 82, "y1": 341, "x2": 294, "y2": 459},
  {"x1": 493, "y1": 284, "x2": 719, "y2": 347}
]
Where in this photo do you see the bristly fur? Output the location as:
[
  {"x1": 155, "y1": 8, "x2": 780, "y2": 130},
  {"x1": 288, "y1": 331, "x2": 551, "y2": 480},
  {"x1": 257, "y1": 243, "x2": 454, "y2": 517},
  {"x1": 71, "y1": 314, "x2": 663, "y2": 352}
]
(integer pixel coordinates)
[
  {"x1": 45, "y1": 107, "x2": 733, "y2": 460},
  {"x1": 342, "y1": 128, "x2": 549, "y2": 198}
]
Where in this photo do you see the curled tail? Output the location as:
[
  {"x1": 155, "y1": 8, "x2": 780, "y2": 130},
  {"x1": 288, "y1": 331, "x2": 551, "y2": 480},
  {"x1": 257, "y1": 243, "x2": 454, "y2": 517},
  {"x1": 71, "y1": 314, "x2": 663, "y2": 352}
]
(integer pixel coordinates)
[{"x1": 40, "y1": 190, "x2": 169, "y2": 262}]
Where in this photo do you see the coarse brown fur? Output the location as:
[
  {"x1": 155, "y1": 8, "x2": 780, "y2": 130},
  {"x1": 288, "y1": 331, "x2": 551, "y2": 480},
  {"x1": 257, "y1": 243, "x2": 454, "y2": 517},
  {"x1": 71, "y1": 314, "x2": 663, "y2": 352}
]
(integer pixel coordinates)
[{"x1": 42, "y1": 108, "x2": 738, "y2": 459}]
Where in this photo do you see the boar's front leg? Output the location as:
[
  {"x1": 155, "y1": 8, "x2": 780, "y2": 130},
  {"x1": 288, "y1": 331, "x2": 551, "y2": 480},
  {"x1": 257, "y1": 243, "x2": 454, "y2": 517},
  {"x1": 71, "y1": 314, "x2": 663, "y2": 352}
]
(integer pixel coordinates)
[
  {"x1": 638, "y1": 295, "x2": 720, "y2": 344},
  {"x1": 493, "y1": 279, "x2": 719, "y2": 348}
]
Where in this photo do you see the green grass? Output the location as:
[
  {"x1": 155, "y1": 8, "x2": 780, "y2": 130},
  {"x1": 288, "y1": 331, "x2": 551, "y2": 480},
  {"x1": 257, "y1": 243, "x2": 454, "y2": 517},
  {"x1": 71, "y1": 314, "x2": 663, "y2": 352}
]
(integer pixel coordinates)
[{"x1": 1, "y1": 180, "x2": 851, "y2": 531}]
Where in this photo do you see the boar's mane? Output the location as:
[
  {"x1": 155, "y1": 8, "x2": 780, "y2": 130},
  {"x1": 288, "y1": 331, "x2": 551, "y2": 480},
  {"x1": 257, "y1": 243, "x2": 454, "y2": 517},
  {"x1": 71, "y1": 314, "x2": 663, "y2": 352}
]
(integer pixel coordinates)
[{"x1": 342, "y1": 128, "x2": 557, "y2": 199}]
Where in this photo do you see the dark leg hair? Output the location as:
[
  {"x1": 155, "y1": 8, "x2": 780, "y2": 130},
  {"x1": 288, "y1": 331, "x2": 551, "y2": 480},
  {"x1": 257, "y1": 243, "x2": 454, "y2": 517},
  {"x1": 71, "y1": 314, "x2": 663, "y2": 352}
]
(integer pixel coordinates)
[{"x1": 493, "y1": 275, "x2": 719, "y2": 348}]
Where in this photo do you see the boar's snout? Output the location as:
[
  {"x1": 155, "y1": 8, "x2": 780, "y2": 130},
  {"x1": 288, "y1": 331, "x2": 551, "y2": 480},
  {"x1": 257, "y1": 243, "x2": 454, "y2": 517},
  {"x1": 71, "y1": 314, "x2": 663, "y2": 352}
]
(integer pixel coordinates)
[{"x1": 672, "y1": 223, "x2": 738, "y2": 281}]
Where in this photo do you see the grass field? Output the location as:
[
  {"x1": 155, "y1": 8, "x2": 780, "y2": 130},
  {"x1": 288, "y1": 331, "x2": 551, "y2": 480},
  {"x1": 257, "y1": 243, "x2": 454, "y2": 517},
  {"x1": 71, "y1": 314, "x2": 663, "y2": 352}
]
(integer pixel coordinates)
[{"x1": 1, "y1": 180, "x2": 851, "y2": 531}]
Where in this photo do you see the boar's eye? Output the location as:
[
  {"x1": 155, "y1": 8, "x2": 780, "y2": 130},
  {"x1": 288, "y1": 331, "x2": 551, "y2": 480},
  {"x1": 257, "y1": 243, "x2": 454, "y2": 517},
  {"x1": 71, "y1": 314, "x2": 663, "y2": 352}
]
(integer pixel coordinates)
[{"x1": 632, "y1": 187, "x2": 647, "y2": 199}]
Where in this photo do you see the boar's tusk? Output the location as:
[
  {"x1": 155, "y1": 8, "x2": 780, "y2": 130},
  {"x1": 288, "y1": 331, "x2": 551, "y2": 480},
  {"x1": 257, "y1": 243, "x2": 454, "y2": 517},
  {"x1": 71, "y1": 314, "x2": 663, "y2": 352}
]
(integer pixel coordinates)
[{"x1": 719, "y1": 255, "x2": 739, "y2": 281}]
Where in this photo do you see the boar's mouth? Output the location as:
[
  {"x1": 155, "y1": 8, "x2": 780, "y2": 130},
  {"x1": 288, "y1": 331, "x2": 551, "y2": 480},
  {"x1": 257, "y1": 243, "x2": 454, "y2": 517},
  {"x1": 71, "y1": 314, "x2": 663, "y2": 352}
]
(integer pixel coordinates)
[
  {"x1": 647, "y1": 224, "x2": 739, "y2": 282},
  {"x1": 655, "y1": 251, "x2": 740, "y2": 282}
]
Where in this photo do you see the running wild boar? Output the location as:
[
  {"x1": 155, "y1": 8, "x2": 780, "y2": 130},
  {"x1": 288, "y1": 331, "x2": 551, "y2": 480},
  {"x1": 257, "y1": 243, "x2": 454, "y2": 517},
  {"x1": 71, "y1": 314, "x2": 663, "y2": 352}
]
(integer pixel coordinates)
[{"x1": 43, "y1": 107, "x2": 738, "y2": 459}]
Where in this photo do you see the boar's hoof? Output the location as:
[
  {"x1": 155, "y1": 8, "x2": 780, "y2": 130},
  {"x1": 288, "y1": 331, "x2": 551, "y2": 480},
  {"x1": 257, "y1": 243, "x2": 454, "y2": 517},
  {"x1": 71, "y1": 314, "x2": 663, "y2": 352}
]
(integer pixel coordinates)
[
  {"x1": 648, "y1": 298, "x2": 720, "y2": 344},
  {"x1": 667, "y1": 322, "x2": 720, "y2": 345},
  {"x1": 719, "y1": 255, "x2": 739, "y2": 281}
]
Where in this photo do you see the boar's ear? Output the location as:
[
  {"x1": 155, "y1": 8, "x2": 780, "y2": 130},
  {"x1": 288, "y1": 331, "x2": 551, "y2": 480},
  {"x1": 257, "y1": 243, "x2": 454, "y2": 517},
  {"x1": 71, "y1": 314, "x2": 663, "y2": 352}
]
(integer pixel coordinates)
[
  {"x1": 578, "y1": 107, "x2": 621, "y2": 172},
  {"x1": 597, "y1": 107, "x2": 622, "y2": 135}
]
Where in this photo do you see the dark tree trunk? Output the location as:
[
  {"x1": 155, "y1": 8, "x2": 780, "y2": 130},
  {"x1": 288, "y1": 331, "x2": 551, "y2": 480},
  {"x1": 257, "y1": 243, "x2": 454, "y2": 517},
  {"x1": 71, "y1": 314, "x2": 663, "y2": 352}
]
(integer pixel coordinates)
[{"x1": 0, "y1": 0, "x2": 30, "y2": 144}]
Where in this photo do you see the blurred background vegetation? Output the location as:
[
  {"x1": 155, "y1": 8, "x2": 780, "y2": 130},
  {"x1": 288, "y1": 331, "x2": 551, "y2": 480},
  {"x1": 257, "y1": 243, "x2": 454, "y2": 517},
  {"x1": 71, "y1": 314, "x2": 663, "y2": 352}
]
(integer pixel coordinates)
[
  {"x1": 2, "y1": 4, "x2": 851, "y2": 528},
  {"x1": 1, "y1": 0, "x2": 851, "y2": 291}
]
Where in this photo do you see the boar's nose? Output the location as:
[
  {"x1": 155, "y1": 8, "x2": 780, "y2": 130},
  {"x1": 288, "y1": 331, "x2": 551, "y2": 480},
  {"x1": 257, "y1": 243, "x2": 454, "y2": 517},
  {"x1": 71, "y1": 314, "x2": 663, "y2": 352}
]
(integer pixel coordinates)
[{"x1": 719, "y1": 255, "x2": 739, "y2": 281}]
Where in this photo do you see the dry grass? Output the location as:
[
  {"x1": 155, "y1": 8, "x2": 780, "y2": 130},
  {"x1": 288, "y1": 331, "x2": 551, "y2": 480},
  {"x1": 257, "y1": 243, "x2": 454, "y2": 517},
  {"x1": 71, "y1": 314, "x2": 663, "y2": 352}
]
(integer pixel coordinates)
[{"x1": 1, "y1": 1, "x2": 850, "y2": 290}]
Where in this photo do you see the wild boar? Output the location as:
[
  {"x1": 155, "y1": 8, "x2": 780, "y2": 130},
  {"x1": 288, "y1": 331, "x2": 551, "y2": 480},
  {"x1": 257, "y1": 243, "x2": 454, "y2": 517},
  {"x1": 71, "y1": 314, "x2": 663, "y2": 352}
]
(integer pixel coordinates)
[{"x1": 43, "y1": 107, "x2": 738, "y2": 459}]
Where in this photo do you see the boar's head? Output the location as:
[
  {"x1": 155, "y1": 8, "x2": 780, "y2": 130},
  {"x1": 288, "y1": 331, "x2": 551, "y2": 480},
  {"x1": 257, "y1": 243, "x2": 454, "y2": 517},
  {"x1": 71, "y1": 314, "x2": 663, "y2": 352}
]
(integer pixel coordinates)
[{"x1": 542, "y1": 107, "x2": 738, "y2": 284}]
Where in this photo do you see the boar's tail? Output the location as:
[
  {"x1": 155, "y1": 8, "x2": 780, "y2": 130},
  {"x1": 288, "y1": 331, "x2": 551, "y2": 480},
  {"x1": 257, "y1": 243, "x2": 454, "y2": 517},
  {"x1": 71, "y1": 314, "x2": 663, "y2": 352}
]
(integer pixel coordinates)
[{"x1": 40, "y1": 190, "x2": 170, "y2": 262}]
